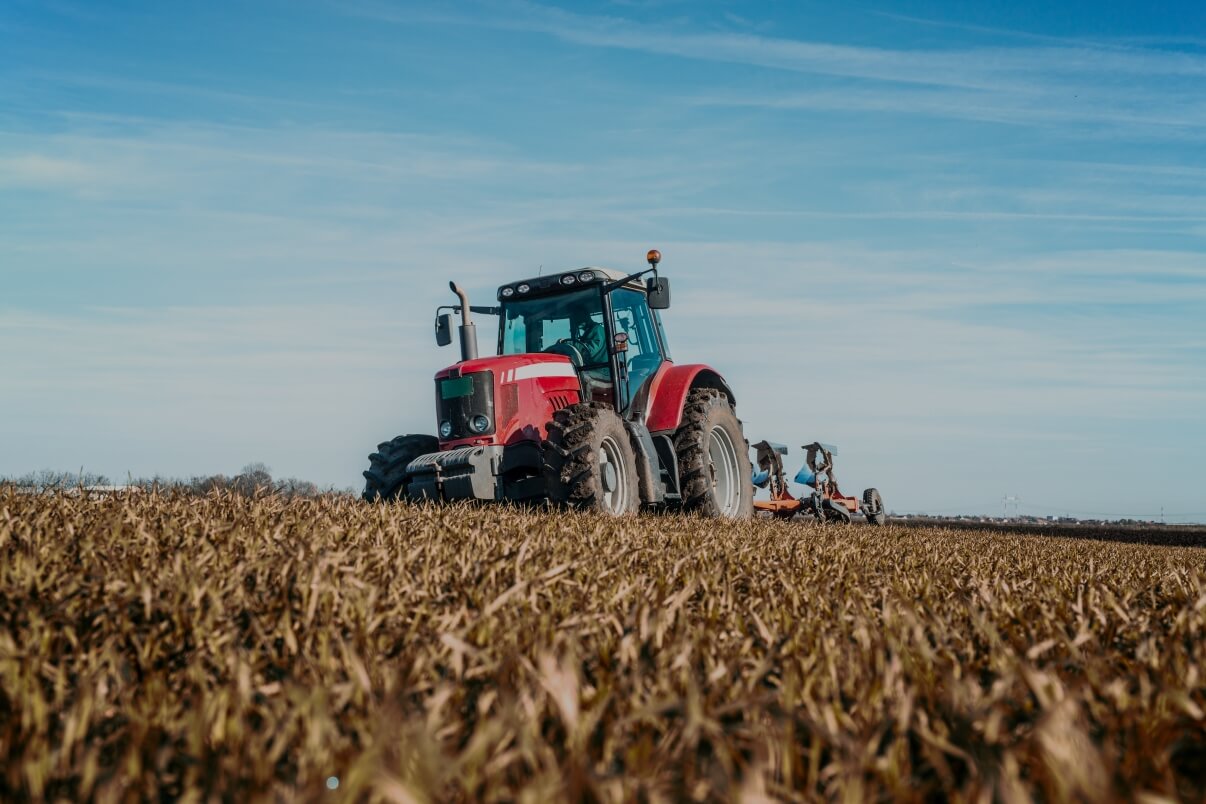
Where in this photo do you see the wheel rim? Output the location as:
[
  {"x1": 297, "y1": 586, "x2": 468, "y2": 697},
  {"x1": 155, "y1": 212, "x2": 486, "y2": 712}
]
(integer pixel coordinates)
[
  {"x1": 598, "y1": 435, "x2": 630, "y2": 514},
  {"x1": 707, "y1": 425, "x2": 742, "y2": 517}
]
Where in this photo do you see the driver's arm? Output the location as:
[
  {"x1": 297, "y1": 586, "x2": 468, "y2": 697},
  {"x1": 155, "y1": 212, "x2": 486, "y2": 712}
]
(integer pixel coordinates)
[{"x1": 579, "y1": 322, "x2": 606, "y2": 364}]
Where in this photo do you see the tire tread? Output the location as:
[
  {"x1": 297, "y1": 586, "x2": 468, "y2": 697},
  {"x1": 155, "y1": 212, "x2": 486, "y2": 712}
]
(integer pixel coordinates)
[
  {"x1": 672, "y1": 389, "x2": 754, "y2": 518},
  {"x1": 362, "y1": 434, "x2": 439, "y2": 502}
]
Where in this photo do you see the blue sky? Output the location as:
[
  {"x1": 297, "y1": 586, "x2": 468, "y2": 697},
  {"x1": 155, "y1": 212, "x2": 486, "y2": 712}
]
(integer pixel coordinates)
[{"x1": 2, "y1": 0, "x2": 1204, "y2": 520}]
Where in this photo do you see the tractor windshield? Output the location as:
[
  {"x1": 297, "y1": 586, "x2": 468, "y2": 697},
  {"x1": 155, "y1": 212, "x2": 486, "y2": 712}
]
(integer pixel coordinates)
[{"x1": 500, "y1": 288, "x2": 608, "y2": 369}]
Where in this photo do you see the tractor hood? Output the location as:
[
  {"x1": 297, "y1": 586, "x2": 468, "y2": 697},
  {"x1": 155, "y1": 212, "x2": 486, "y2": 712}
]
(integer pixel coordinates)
[{"x1": 434, "y1": 353, "x2": 577, "y2": 382}]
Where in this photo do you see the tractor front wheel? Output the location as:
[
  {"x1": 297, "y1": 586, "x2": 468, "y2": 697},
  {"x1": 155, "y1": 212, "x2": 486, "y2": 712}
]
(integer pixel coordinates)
[
  {"x1": 673, "y1": 389, "x2": 754, "y2": 518},
  {"x1": 363, "y1": 434, "x2": 439, "y2": 502},
  {"x1": 543, "y1": 402, "x2": 640, "y2": 515}
]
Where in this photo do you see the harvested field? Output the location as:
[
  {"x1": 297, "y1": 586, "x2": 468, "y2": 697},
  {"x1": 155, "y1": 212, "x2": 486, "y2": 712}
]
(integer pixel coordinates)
[{"x1": 1, "y1": 490, "x2": 1204, "y2": 801}]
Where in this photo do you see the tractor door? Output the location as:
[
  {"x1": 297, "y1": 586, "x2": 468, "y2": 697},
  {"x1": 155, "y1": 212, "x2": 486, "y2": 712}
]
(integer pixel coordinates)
[{"x1": 608, "y1": 288, "x2": 665, "y2": 412}]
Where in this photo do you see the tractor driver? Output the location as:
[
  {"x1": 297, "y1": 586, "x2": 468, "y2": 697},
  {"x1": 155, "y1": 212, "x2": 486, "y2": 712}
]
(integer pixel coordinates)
[
  {"x1": 567, "y1": 303, "x2": 607, "y2": 368},
  {"x1": 564, "y1": 300, "x2": 612, "y2": 402}
]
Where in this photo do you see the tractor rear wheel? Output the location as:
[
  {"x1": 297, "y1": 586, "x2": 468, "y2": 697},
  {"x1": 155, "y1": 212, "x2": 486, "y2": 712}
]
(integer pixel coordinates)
[
  {"x1": 543, "y1": 402, "x2": 640, "y2": 515},
  {"x1": 673, "y1": 389, "x2": 754, "y2": 518},
  {"x1": 863, "y1": 487, "x2": 887, "y2": 525},
  {"x1": 363, "y1": 434, "x2": 439, "y2": 502}
]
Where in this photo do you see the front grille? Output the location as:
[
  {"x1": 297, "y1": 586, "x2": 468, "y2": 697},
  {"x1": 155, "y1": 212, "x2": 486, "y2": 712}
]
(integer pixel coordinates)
[
  {"x1": 407, "y1": 447, "x2": 482, "y2": 473},
  {"x1": 435, "y1": 370, "x2": 495, "y2": 439}
]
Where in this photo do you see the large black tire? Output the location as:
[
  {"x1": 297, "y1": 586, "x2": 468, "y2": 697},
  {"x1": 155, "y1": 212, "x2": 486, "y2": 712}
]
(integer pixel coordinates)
[
  {"x1": 362, "y1": 434, "x2": 439, "y2": 502},
  {"x1": 543, "y1": 402, "x2": 640, "y2": 515},
  {"x1": 673, "y1": 389, "x2": 754, "y2": 518},
  {"x1": 863, "y1": 487, "x2": 887, "y2": 526}
]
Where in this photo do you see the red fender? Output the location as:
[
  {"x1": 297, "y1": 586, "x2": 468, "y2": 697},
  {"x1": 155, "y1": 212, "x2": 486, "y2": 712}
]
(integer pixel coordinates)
[{"x1": 643, "y1": 363, "x2": 737, "y2": 434}]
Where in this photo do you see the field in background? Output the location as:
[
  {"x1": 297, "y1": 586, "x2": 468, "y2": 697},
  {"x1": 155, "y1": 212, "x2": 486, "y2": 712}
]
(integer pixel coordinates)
[{"x1": 2, "y1": 491, "x2": 1203, "y2": 800}]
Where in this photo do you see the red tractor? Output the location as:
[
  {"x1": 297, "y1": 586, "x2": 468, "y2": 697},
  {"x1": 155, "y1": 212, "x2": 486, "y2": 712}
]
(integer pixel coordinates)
[{"x1": 363, "y1": 250, "x2": 754, "y2": 517}]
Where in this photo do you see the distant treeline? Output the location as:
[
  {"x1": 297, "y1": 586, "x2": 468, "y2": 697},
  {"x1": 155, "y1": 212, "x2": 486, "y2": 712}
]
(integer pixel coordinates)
[{"x1": 2, "y1": 463, "x2": 329, "y2": 499}]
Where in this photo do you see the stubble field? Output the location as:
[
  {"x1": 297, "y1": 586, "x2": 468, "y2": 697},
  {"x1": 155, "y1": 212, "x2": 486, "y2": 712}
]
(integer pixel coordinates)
[{"x1": 1, "y1": 490, "x2": 1204, "y2": 801}]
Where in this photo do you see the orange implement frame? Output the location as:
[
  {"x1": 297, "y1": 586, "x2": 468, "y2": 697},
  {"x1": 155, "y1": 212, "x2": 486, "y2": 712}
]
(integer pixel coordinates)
[
  {"x1": 829, "y1": 493, "x2": 860, "y2": 513},
  {"x1": 754, "y1": 490, "x2": 804, "y2": 518},
  {"x1": 753, "y1": 488, "x2": 861, "y2": 517}
]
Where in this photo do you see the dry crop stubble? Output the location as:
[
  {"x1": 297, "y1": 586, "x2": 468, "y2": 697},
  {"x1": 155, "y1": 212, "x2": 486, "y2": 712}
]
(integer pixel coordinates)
[{"x1": 1, "y1": 489, "x2": 1204, "y2": 801}]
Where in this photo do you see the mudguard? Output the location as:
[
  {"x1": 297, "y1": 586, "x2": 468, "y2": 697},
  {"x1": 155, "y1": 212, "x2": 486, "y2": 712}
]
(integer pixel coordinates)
[{"x1": 643, "y1": 363, "x2": 737, "y2": 434}]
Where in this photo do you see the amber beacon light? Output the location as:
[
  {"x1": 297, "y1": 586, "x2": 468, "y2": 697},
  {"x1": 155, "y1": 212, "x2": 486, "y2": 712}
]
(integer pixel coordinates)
[{"x1": 646, "y1": 249, "x2": 661, "y2": 267}]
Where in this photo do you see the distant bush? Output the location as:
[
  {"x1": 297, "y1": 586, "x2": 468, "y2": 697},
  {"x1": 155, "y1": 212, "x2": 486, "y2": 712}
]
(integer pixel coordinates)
[
  {"x1": 4, "y1": 468, "x2": 111, "y2": 489},
  {"x1": 3, "y1": 463, "x2": 323, "y2": 499}
]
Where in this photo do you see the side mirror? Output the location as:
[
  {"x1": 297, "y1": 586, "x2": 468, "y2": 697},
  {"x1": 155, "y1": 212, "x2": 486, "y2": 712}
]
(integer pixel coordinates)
[
  {"x1": 647, "y1": 277, "x2": 671, "y2": 310},
  {"x1": 435, "y1": 314, "x2": 452, "y2": 347}
]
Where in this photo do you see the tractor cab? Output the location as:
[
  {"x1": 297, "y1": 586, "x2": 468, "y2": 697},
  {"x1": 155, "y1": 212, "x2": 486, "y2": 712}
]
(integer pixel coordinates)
[
  {"x1": 433, "y1": 251, "x2": 671, "y2": 421},
  {"x1": 494, "y1": 263, "x2": 671, "y2": 413}
]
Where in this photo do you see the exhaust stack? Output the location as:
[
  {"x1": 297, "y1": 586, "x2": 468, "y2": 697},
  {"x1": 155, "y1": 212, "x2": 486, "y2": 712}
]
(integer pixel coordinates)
[{"x1": 449, "y1": 281, "x2": 479, "y2": 362}]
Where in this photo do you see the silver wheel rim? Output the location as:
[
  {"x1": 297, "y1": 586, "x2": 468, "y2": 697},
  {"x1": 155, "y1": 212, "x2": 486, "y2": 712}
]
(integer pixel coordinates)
[
  {"x1": 707, "y1": 425, "x2": 742, "y2": 517},
  {"x1": 598, "y1": 435, "x2": 630, "y2": 514}
]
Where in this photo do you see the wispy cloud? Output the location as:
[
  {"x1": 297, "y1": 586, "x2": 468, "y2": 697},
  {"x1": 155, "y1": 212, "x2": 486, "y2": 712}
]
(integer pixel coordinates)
[
  {"x1": 354, "y1": 0, "x2": 1206, "y2": 85},
  {"x1": 639, "y1": 205, "x2": 1206, "y2": 225},
  {"x1": 348, "y1": 1, "x2": 1206, "y2": 136},
  {"x1": 867, "y1": 10, "x2": 1131, "y2": 49},
  {"x1": 688, "y1": 84, "x2": 1206, "y2": 135},
  {"x1": 0, "y1": 153, "x2": 103, "y2": 186}
]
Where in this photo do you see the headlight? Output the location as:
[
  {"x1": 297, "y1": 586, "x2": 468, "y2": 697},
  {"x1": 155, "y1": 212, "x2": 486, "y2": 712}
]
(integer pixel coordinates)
[
  {"x1": 439, "y1": 420, "x2": 453, "y2": 439},
  {"x1": 468, "y1": 414, "x2": 491, "y2": 433},
  {"x1": 578, "y1": 271, "x2": 595, "y2": 282},
  {"x1": 560, "y1": 274, "x2": 576, "y2": 285},
  {"x1": 517, "y1": 283, "x2": 530, "y2": 294},
  {"x1": 501, "y1": 287, "x2": 515, "y2": 297}
]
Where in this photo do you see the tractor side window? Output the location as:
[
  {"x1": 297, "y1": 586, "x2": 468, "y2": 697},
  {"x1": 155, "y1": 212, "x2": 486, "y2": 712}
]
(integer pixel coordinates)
[
  {"x1": 610, "y1": 288, "x2": 663, "y2": 407},
  {"x1": 614, "y1": 309, "x2": 641, "y2": 358}
]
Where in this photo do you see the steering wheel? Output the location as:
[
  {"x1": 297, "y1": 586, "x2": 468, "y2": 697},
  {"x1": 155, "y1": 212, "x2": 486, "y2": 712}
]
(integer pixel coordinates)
[{"x1": 543, "y1": 340, "x2": 586, "y2": 367}]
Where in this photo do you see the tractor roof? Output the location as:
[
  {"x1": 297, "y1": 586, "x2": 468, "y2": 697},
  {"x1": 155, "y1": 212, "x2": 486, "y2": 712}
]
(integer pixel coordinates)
[
  {"x1": 580, "y1": 267, "x2": 631, "y2": 283},
  {"x1": 496, "y1": 266, "x2": 645, "y2": 302}
]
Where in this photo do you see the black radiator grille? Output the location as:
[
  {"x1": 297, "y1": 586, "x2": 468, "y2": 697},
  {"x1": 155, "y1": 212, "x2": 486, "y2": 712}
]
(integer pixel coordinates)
[{"x1": 435, "y1": 371, "x2": 495, "y2": 439}]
